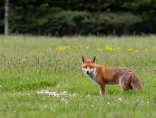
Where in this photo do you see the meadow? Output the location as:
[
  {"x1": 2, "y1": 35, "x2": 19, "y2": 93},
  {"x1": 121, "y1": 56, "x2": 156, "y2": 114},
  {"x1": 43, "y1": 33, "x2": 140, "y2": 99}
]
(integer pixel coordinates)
[{"x1": 0, "y1": 35, "x2": 156, "y2": 118}]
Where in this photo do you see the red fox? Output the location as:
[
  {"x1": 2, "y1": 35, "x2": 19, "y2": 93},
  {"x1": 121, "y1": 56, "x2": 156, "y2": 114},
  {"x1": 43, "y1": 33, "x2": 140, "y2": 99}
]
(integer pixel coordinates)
[{"x1": 81, "y1": 56, "x2": 143, "y2": 95}]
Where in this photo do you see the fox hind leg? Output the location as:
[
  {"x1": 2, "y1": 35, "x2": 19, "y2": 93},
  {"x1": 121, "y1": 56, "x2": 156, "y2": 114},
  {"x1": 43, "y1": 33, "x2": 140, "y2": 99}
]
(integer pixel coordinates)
[
  {"x1": 119, "y1": 71, "x2": 143, "y2": 91},
  {"x1": 119, "y1": 76, "x2": 132, "y2": 91}
]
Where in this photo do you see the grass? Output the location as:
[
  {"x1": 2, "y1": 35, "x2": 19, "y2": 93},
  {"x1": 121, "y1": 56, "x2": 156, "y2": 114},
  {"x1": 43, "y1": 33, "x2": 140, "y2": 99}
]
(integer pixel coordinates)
[{"x1": 0, "y1": 35, "x2": 156, "y2": 118}]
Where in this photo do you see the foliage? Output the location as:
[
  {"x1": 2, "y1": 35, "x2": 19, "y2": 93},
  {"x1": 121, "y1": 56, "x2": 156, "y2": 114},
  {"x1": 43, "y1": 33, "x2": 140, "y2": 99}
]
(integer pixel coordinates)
[
  {"x1": 0, "y1": 0, "x2": 4, "y2": 33},
  {"x1": 9, "y1": 10, "x2": 142, "y2": 35},
  {"x1": 0, "y1": 0, "x2": 156, "y2": 35}
]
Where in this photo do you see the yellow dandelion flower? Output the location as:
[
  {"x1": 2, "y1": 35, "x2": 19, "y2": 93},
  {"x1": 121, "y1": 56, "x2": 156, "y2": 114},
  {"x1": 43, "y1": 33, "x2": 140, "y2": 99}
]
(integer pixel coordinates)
[
  {"x1": 105, "y1": 46, "x2": 113, "y2": 51},
  {"x1": 105, "y1": 46, "x2": 109, "y2": 50},
  {"x1": 109, "y1": 47, "x2": 113, "y2": 51},
  {"x1": 128, "y1": 48, "x2": 133, "y2": 51},
  {"x1": 56, "y1": 45, "x2": 71, "y2": 52},
  {"x1": 86, "y1": 45, "x2": 90, "y2": 49},
  {"x1": 134, "y1": 50, "x2": 139, "y2": 53},
  {"x1": 67, "y1": 46, "x2": 71, "y2": 49}
]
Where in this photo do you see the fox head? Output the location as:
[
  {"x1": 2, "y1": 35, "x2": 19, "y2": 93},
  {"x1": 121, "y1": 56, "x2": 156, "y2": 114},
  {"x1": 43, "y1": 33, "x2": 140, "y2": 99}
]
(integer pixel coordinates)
[{"x1": 81, "y1": 56, "x2": 96, "y2": 75}]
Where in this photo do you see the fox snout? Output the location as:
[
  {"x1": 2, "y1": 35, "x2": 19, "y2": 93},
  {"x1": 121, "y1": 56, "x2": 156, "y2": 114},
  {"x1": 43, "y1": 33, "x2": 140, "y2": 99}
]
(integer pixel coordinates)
[
  {"x1": 86, "y1": 70, "x2": 92, "y2": 74},
  {"x1": 83, "y1": 68, "x2": 96, "y2": 75},
  {"x1": 86, "y1": 71, "x2": 90, "y2": 74},
  {"x1": 83, "y1": 69, "x2": 91, "y2": 74}
]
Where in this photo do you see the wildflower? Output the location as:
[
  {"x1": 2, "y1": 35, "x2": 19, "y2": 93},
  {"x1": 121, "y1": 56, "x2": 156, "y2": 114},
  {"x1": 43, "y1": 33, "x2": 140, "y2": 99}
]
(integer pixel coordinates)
[
  {"x1": 134, "y1": 50, "x2": 139, "y2": 53},
  {"x1": 128, "y1": 48, "x2": 133, "y2": 51},
  {"x1": 107, "y1": 102, "x2": 110, "y2": 104},
  {"x1": 56, "y1": 45, "x2": 71, "y2": 51},
  {"x1": 105, "y1": 46, "x2": 113, "y2": 51},
  {"x1": 86, "y1": 45, "x2": 90, "y2": 49},
  {"x1": 67, "y1": 46, "x2": 71, "y2": 49},
  {"x1": 36, "y1": 90, "x2": 76, "y2": 98},
  {"x1": 118, "y1": 98, "x2": 123, "y2": 101},
  {"x1": 44, "y1": 105, "x2": 47, "y2": 108},
  {"x1": 72, "y1": 93, "x2": 76, "y2": 96}
]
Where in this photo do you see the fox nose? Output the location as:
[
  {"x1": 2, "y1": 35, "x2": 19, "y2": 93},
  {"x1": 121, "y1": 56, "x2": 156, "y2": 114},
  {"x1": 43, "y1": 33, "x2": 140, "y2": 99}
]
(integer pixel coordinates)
[{"x1": 86, "y1": 71, "x2": 89, "y2": 74}]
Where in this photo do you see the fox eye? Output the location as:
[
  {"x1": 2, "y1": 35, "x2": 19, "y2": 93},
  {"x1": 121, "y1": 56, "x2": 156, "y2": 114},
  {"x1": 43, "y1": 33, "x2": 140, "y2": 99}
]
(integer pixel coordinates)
[
  {"x1": 90, "y1": 66, "x2": 94, "y2": 68},
  {"x1": 84, "y1": 66, "x2": 87, "y2": 68}
]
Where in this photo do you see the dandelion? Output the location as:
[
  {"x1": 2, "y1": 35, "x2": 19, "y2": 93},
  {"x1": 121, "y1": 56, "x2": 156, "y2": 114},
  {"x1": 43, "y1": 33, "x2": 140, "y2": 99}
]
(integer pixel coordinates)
[
  {"x1": 67, "y1": 46, "x2": 71, "y2": 49},
  {"x1": 107, "y1": 102, "x2": 110, "y2": 104},
  {"x1": 128, "y1": 48, "x2": 133, "y2": 51},
  {"x1": 56, "y1": 46, "x2": 71, "y2": 51},
  {"x1": 105, "y1": 46, "x2": 113, "y2": 51},
  {"x1": 134, "y1": 50, "x2": 139, "y2": 53},
  {"x1": 85, "y1": 45, "x2": 90, "y2": 49}
]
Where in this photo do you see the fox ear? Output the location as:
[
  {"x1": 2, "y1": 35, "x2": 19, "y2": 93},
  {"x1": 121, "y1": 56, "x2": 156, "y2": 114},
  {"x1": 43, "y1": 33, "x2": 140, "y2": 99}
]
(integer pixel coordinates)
[
  {"x1": 91, "y1": 56, "x2": 96, "y2": 63},
  {"x1": 81, "y1": 56, "x2": 86, "y2": 63}
]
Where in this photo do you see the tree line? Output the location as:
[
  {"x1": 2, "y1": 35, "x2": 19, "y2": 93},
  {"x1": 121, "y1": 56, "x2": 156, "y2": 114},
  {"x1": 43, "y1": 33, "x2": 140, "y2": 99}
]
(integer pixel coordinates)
[{"x1": 0, "y1": 0, "x2": 156, "y2": 36}]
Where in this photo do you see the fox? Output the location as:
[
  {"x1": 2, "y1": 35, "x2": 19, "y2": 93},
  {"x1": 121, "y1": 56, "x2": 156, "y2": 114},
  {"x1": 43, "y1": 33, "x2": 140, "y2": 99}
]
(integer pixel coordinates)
[{"x1": 81, "y1": 56, "x2": 143, "y2": 95}]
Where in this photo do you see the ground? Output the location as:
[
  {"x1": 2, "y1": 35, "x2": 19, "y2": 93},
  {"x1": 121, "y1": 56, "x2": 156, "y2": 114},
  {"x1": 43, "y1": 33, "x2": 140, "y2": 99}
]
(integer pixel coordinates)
[{"x1": 0, "y1": 35, "x2": 156, "y2": 118}]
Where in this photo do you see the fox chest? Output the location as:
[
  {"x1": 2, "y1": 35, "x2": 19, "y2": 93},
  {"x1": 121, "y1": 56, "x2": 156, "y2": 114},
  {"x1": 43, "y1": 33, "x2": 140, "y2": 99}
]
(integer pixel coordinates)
[{"x1": 85, "y1": 73, "x2": 99, "y2": 85}]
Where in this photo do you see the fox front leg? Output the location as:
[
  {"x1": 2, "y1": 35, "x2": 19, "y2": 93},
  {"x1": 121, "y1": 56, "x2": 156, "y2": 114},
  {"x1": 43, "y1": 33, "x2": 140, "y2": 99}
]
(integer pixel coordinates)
[{"x1": 99, "y1": 83, "x2": 106, "y2": 95}]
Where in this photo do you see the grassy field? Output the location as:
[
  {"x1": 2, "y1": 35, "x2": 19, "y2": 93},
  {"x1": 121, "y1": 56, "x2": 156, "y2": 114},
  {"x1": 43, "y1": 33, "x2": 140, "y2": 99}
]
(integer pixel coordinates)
[{"x1": 0, "y1": 35, "x2": 156, "y2": 118}]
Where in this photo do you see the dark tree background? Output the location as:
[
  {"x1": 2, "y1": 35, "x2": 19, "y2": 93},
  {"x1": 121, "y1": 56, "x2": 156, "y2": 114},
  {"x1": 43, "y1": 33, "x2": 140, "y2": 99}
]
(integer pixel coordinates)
[{"x1": 0, "y1": 0, "x2": 156, "y2": 36}]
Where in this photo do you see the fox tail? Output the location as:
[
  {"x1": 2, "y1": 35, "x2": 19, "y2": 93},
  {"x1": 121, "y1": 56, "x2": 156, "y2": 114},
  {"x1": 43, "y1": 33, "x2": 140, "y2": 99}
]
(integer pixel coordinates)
[{"x1": 130, "y1": 73, "x2": 143, "y2": 90}]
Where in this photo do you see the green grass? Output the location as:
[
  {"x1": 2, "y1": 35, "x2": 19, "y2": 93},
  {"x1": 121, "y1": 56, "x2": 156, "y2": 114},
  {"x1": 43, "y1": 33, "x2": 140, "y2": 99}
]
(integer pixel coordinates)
[{"x1": 0, "y1": 35, "x2": 156, "y2": 118}]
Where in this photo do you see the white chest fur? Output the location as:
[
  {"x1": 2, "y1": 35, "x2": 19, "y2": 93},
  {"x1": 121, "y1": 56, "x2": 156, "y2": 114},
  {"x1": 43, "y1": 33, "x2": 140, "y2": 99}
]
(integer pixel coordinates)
[
  {"x1": 85, "y1": 73, "x2": 99, "y2": 84},
  {"x1": 82, "y1": 68, "x2": 99, "y2": 85}
]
